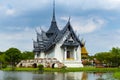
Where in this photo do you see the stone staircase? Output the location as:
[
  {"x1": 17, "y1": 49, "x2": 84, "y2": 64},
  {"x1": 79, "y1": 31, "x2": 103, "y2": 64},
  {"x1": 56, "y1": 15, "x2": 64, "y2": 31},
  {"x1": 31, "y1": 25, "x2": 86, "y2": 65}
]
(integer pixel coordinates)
[{"x1": 17, "y1": 58, "x2": 64, "y2": 68}]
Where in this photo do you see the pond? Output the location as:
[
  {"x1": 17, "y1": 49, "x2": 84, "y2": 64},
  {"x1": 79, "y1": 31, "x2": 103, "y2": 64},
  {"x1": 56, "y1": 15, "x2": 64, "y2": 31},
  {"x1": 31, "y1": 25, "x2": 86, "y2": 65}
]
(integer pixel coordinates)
[{"x1": 0, "y1": 71, "x2": 117, "y2": 80}]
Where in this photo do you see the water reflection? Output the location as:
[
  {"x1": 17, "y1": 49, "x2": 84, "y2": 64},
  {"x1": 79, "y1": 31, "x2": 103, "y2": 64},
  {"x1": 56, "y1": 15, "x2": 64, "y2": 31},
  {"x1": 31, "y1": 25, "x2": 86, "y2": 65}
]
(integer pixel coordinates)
[
  {"x1": 33, "y1": 72, "x2": 55, "y2": 80},
  {"x1": 82, "y1": 72, "x2": 87, "y2": 80},
  {"x1": 88, "y1": 72, "x2": 117, "y2": 80},
  {"x1": 0, "y1": 71, "x2": 117, "y2": 80}
]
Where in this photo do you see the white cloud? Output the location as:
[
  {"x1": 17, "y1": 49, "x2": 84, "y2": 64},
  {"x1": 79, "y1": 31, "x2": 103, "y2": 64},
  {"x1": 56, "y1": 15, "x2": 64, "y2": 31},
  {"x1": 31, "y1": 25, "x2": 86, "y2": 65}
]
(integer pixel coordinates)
[
  {"x1": 80, "y1": 0, "x2": 120, "y2": 10},
  {"x1": 56, "y1": 0, "x2": 120, "y2": 11},
  {"x1": 2, "y1": 0, "x2": 50, "y2": 11},
  {"x1": 68, "y1": 16, "x2": 106, "y2": 34},
  {"x1": 6, "y1": 9, "x2": 15, "y2": 15},
  {"x1": 60, "y1": 16, "x2": 69, "y2": 21},
  {"x1": 0, "y1": 0, "x2": 120, "y2": 20},
  {"x1": 103, "y1": 0, "x2": 120, "y2": 10},
  {"x1": 0, "y1": 27, "x2": 36, "y2": 51},
  {"x1": 0, "y1": 0, "x2": 51, "y2": 17},
  {"x1": 81, "y1": 29, "x2": 120, "y2": 55},
  {"x1": 1, "y1": 0, "x2": 120, "y2": 16},
  {"x1": 0, "y1": 4, "x2": 3, "y2": 9}
]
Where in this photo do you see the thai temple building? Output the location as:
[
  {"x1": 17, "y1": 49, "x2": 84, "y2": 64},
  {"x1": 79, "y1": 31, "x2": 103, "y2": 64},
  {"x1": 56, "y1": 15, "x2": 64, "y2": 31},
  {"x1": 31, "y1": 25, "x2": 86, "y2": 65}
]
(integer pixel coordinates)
[
  {"x1": 33, "y1": 1, "x2": 84, "y2": 67},
  {"x1": 81, "y1": 39, "x2": 88, "y2": 59}
]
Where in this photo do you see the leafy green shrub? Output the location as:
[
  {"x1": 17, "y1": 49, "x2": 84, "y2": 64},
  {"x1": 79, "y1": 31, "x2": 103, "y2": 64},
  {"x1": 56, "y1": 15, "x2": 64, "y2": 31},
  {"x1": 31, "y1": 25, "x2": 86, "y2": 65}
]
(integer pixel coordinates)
[
  {"x1": 61, "y1": 66, "x2": 67, "y2": 69},
  {"x1": 38, "y1": 64, "x2": 44, "y2": 71},
  {"x1": 113, "y1": 72, "x2": 120, "y2": 79},
  {"x1": 2, "y1": 64, "x2": 7, "y2": 68}
]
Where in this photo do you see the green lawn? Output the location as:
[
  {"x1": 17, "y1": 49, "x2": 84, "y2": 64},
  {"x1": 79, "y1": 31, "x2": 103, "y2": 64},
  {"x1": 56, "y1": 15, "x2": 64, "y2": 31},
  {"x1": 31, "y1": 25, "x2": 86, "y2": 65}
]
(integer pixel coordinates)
[
  {"x1": 1, "y1": 67, "x2": 120, "y2": 72},
  {"x1": 113, "y1": 72, "x2": 120, "y2": 79},
  {"x1": 2, "y1": 67, "x2": 38, "y2": 71}
]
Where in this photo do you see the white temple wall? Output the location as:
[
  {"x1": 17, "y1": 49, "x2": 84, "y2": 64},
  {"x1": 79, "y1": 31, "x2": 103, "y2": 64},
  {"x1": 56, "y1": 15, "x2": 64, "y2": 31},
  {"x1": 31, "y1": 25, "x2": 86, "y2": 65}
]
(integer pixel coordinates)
[
  {"x1": 46, "y1": 48, "x2": 55, "y2": 58},
  {"x1": 40, "y1": 52, "x2": 45, "y2": 58},
  {"x1": 34, "y1": 52, "x2": 38, "y2": 58},
  {"x1": 34, "y1": 52, "x2": 41, "y2": 58},
  {"x1": 54, "y1": 30, "x2": 71, "y2": 62},
  {"x1": 76, "y1": 46, "x2": 82, "y2": 61},
  {"x1": 54, "y1": 42, "x2": 64, "y2": 62}
]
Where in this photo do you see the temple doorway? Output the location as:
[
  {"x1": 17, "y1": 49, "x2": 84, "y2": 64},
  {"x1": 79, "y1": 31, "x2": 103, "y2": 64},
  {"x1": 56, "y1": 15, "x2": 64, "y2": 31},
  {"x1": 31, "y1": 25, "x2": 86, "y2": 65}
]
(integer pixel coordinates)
[
  {"x1": 66, "y1": 47, "x2": 74, "y2": 60},
  {"x1": 67, "y1": 51, "x2": 70, "y2": 58}
]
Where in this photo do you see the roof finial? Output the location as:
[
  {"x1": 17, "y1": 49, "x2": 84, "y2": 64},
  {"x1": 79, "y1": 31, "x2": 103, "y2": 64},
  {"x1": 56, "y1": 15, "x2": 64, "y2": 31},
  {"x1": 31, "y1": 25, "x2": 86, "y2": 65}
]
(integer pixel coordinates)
[
  {"x1": 35, "y1": 28, "x2": 38, "y2": 33},
  {"x1": 40, "y1": 26, "x2": 45, "y2": 33},
  {"x1": 52, "y1": 0, "x2": 56, "y2": 22},
  {"x1": 68, "y1": 16, "x2": 71, "y2": 22},
  {"x1": 81, "y1": 38, "x2": 86, "y2": 46},
  {"x1": 40, "y1": 26, "x2": 42, "y2": 31}
]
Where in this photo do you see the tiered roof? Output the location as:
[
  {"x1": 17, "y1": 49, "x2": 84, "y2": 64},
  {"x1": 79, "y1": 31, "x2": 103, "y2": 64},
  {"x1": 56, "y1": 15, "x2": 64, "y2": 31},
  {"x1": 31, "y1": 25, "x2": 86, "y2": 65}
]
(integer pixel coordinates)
[
  {"x1": 46, "y1": 0, "x2": 60, "y2": 38},
  {"x1": 33, "y1": 2, "x2": 82, "y2": 53}
]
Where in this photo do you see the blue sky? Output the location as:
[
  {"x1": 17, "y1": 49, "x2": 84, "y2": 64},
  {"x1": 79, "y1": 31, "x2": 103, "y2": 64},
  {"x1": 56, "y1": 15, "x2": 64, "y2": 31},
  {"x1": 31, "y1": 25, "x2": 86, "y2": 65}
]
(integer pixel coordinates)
[{"x1": 0, "y1": 0, "x2": 120, "y2": 55}]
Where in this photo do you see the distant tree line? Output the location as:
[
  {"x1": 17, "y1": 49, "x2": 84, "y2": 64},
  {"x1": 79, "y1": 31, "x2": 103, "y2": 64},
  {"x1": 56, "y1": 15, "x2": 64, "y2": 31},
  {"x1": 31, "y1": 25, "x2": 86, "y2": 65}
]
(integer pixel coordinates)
[
  {"x1": 1, "y1": 47, "x2": 120, "y2": 68},
  {"x1": 0, "y1": 47, "x2": 34, "y2": 68},
  {"x1": 94, "y1": 47, "x2": 120, "y2": 67},
  {"x1": 82, "y1": 47, "x2": 120, "y2": 67}
]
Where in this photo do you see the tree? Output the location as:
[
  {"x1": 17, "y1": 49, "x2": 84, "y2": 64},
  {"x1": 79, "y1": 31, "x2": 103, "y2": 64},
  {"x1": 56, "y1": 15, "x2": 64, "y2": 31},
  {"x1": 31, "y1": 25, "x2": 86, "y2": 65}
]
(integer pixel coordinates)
[
  {"x1": 110, "y1": 47, "x2": 120, "y2": 67},
  {"x1": 5, "y1": 48, "x2": 22, "y2": 66},
  {"x1": 95, "y1": 47, "x2": 120, "y2": 67},
  {"x1": 21, "y1": 51, "x2": 34, "y2": 60},
  {"x1": 0, "y1": 53, "x2": 7, "y2": 68}
]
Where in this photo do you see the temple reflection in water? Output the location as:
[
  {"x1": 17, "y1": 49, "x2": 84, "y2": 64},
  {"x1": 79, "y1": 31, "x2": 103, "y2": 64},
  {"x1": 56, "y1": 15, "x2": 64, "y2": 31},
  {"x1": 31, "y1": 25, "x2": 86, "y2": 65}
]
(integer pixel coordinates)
[{"x1": 1, "y1": 71, "x2": 115, "y2": 80}]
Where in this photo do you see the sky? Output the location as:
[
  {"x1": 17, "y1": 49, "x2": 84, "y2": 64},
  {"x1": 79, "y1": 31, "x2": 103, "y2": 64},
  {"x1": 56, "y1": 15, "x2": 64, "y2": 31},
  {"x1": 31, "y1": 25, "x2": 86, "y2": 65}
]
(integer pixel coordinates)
[{"x1": 0, "y1": 0, "x2": 120, "y2": 55}]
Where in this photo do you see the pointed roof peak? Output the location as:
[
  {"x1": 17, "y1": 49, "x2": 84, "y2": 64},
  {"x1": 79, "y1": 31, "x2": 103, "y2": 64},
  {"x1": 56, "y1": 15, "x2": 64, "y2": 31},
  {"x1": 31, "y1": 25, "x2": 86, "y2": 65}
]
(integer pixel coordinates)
[
  {"x1": 68, "y1": 16, "x2": 71, "y2": 22},
  {"x1": 35, "y1": 28, "x2": 39, "y2": 34},
  {"x1": 52, "y1": 0, "x2": 56, "y2": 22},
  {"x1": 47, "y1": 0, "x2": 60, "y2": 37},
  {"x1": 67, "y1": 16, "x2": 71, "y2": 25},
  {"x1": 81, "y1": 38, "x2": 86, "y2": 47},
  {"x1": 40, "y1": 27, "x2": 45, "y2": 33}
]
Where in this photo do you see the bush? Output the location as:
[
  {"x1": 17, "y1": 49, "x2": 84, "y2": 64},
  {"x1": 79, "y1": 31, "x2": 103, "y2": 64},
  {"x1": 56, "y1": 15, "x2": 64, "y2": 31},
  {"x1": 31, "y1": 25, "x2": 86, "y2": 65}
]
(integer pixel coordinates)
[
  {"x1": 113, "y1": 72, "x2": 120, "y2": 79},
  {"x1": 38, "y1": 64, "x2": 44, "y2": 71},
  {"x1": 61, "y1": 66, "x2": 67, "y2": 69},
  {"x1": 2, "y1": 64, "x2": 7, "y2": 68}
]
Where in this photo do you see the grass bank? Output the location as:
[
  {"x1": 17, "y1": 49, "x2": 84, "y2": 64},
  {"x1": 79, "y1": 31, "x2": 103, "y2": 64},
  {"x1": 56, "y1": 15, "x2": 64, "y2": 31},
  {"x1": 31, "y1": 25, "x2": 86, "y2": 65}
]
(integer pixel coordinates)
[
  {"x1": 1, "y1": 67, "x2": 120, "y2": 72},
  {"x1": 44, "y1": 67, "x2": 120, "y2": 72},
  {"x1": 1, "y1": 67, "x2": 38, "y2": 71},
  {"x1": 113, "y1": 72, "x2": 120, "y2": 79}
]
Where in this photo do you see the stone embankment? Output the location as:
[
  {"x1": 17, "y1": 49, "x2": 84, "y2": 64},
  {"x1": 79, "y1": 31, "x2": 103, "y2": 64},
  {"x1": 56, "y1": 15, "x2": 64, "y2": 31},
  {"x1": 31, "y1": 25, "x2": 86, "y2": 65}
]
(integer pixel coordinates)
[{"x1": 17, "y1": 58, "x2": 64, "y2": 68}]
